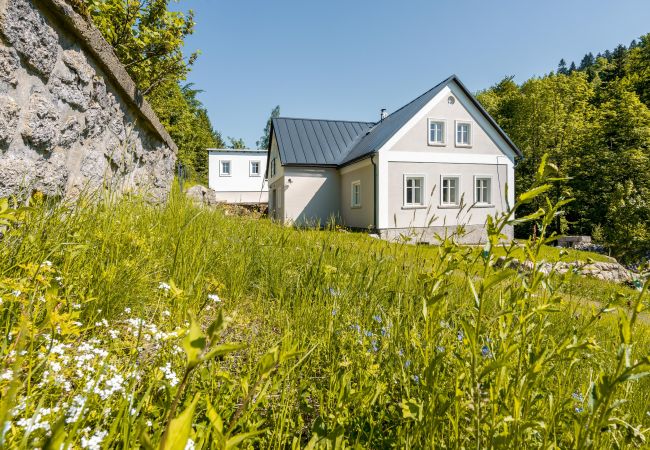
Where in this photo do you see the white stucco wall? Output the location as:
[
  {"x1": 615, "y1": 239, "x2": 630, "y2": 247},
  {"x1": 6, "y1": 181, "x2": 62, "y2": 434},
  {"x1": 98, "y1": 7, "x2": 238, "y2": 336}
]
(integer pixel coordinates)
[
  {"x1": 208, "y1": 149, "x2": 268, "y2": 203},
  {"x1": 339, "y1": 158, "x2": 375, "y2": 229},
  {"x1": 281, "y1": 167, "x2": 340, "y2": 226}
]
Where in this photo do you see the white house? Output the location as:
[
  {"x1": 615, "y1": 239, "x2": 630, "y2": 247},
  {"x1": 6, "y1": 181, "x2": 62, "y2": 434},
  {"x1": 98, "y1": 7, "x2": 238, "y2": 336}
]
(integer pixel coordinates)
[
  {"x1": 208, "y1": 149, "x2": 268, "y2": 203},
  {"x1": 265, "y1": 75, "x2": 522, "y2": 243}
]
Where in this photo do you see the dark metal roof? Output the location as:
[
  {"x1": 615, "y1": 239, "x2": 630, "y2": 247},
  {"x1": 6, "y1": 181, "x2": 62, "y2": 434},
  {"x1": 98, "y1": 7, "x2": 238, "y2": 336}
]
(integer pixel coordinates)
[
  {"x1": 271, "y1": 118, "x2": 375, "y2": 165},
  {"x1": 270, "y1": 75, "x2": 522, "y2": 167}
]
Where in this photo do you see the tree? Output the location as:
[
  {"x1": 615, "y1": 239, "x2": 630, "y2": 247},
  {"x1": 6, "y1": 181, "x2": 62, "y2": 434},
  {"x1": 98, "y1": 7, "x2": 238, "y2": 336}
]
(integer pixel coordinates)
[
  {"x1": 579, "y1": 52, "x2": 595, "y2": 71},
  {"x1": 256, "y1": 105, "x2": 280, "y2": 149},
  {"x1": 557, "y1": 58, "x2": 569, "y2": 75},
  {"x1": 227, "y1": 137, "x2": 246, "y2": 149},
  {"x1": 84, "y1": 0, "x2": 197, "y2": 95},
  {"x1": 569, "y1": 61, "x2": 577, "y2": 73}
]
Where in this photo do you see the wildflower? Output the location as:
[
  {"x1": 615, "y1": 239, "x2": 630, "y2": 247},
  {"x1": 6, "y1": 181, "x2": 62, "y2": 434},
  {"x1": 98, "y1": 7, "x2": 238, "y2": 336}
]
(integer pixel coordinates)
[
  {"x1": 436, "y1": 346, "x2": 445, "y2": 352},
  {"x1": 147, "y1": 420, "x2": 153, "y2": 427},
  {"x1": 331, "y1": 308, "x2": 337, "y2": 316},
  {"x1": 42, "y1": 260, "x2": 53, "y2": 267},
  {"x1": 372, "y1": 315, "x2": 382, "y2": 323},
  {"x1": 208, "y1": 294, "x2": 221, "y2": 303},
  {"x1": 404, "y1": 360, "x2": 411, "y2": 368},
  {"x1": 66, "y1": 395, "x2": 87, "y2": 423},
  {"x1": 162, "y1": 310, "x2": 171, "y2": 317},
  {"x1": 481, "y1": 345, "x2": 492, "y2": 358},
  {"x1": 412, "y1": 375, "x2": 420, "y2": 384},
  {"x1": 160, "y1": 362, "x2": 179, "y2": 387},
  {"x1": 73, "y1": 303, "x2": 81, "y2": 309},
  {"x1": 398, "y1": 349, "x2": 404, "y2": 357},
  {"x1": 11, "y1": 290, "x2": 21, "y2": 297},
  {"x1": 350, "y1": 324, "x2": 361, "y2": 333},
  {"x1": 328, "y1": 287, "x2": 340, "y2": 297},
  {"x1": 572, "y1": 392, "x2": 584, "y2": 402},
  {"x1": 371, "y1": 340, "x2": 379, "y2": 352},
  {"x1": 381, "y1": 327, "x2": 388, "y2": 336},
  {"x1": 575, "y1": 407, "x2": 584, "y2": 414},
  {"x1": 124, "y1": 307, "x2": 131, "y2": 314},
  {"x1": 364, "y1": 330, "x2": 373, "y2": 337},
  {"x1": 457, "y1": 330, "x2": 464, "y2": 342},
  {"x1": 0, "y1": 369, "x2": 13, "y2": 381},
  {"x1": 185, "y1": 438, "x2": 196, "y2": 450},
  {"x1": 158, "y1": 282, "x2": 171, "y2": 292},
  {"x1": 108, "y1": 329, "x2": 120, "y2": 339},
  {"x1": 81, "y1": 430, "x2": 108, "y2": 450}
]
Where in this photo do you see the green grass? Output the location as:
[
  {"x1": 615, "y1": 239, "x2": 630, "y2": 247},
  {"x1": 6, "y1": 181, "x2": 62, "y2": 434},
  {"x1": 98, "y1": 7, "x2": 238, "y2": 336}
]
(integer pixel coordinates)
[{"x1": 0, "y1": 186, "x2": 649, "y2": 449}]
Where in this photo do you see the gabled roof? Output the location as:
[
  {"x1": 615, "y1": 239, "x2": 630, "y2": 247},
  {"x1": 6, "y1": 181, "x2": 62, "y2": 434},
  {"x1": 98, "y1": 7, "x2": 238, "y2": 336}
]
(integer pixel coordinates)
[
  {"x1": 270, "y1": 75, "x2": 522, "y2": 167},
  {"x1": 271, "y1": 118, "x2": 375, "y2": 166}
]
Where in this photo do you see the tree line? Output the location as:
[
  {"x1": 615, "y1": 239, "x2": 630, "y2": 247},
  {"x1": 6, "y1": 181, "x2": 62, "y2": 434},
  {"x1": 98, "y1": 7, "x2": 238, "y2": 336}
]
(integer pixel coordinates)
[{"x1": 477, "y1": 35, "x2": 650, "y2": 260}]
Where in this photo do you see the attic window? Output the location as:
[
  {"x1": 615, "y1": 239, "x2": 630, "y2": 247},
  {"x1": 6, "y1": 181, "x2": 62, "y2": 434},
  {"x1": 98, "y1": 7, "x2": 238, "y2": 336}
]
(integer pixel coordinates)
[{"x1": 448, "y1": 96, "x2": 456, "y2": 105}]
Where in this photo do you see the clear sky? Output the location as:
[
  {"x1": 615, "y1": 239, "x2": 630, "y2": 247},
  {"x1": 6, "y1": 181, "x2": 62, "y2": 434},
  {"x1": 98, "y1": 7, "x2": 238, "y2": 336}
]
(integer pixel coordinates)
[{"x1": 175, "y1": 0, "x2": 650, "y2": 148}]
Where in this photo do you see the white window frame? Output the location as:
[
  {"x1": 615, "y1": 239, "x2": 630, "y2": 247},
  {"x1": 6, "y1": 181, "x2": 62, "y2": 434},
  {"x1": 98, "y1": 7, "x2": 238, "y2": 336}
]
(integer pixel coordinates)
[
  {"x1": 220, "y1": 160, "x2": 232, "y2": 177},
  {"x1": 473, "y1": 175, "x2": 493, "y2": 206},
  {"x1": 270, "y1": 158, "x2": 276, "y2": 177},
  {"x1": 351, "y1": 180, "x2": 361, "y2": 208},
  {"x1": 249, "y1": 160, "x2": 261, "y2": 177},
  {"x1": 440, "y1": 175, "x2": 461, "y2": 207},
  {"x1": 455, "y1": 120, "x2": 472, "y2": 147},
  {"x1": 427, "y1": 119, "x2": 446, "y2": 146},
  {"x1": 403, "y1": 174, "x2": 426, "y2": 208}
]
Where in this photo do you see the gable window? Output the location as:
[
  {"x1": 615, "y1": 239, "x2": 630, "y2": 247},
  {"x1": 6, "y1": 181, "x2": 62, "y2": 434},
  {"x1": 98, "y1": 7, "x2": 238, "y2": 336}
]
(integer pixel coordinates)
[
  {"x1": 475, "y1": 177, "x2": 492, "y2": 205},
  {"x1": 428, "y1": 119, "x2": 445, "y2": 145},
  {"x1": 270, "y1": 158, "x2": 276, "y2": 177},
  {"x1": 220, "y1": 160, "x2": 231, "y2": 176},
  {"x1": 404, "y1": 175, "x2": 425, "y2": 207},
  {"x1": 441, "y1": 176, "x2": 460, "y2": 206},
  {"x1": 455, "y1": 121, "x2": 472, "y2": 147},
  {"x1": 351, "y1": 181, "x2": 361, "y2": 208},
  {"x1": 250, "y1": 161, "x2": 261, "y2": 177}
]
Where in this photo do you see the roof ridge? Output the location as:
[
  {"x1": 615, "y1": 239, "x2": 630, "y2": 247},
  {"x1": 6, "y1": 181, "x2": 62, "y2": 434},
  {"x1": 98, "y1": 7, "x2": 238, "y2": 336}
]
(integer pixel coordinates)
[{"x1": 274, "y1": 117, "x2": 375, "y2": 125}]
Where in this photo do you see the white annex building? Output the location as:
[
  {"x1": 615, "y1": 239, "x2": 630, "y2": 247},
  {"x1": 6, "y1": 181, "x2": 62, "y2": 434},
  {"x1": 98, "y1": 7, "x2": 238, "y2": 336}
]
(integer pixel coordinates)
[{"x1": 207, "y1": 149, "x2": 268, "y2": 203}]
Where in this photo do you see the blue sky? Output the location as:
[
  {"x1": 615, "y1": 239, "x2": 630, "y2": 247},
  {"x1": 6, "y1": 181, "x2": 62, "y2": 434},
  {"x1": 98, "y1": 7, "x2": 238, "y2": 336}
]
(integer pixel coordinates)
[{"x1": 176, "y1": 0, "x2": 650, "y2": 148}]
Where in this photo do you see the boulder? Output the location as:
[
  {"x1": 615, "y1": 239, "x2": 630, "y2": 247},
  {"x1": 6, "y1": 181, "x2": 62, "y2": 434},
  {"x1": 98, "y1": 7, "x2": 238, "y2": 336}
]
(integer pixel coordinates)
[
  {"x1": 0, "y1": 95, "x2": 20, "y2": 148},
  {"x1": 186, "y1": 185, "x2": 218, "y2": 206},
  {"x1": 0, "y1": 46, "x2": 20, "y2": 88},
  {"x1": 21, "y1": 92, "x2": 59, "y2": 152},
  {"x1": 48, "y1": 50, "x2": 95, "y2": 111}
]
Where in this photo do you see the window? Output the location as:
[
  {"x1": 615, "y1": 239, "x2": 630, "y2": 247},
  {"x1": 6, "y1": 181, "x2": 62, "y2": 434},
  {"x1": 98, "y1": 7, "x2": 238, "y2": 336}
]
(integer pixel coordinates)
[
  {"x1": 475, "y1": 177, "x2": 491, "y2": 205},
  {"x1": 250, "y1": 161, "x2": 260, "y2": 177},
  {"x1": 220, "y1": 160, "x2": 231, "y2": 176},
  {"x1": 270, "y1": 158, "x2": 276, "y2": 177},
  {"x1": 404, "y1": 176, "x2": 425, "y2": 207},
  {"x1": 351, "y1": 181, "x2": 361, "y2": 208},
  {"x1": 428, "y1": 119, "x2": 445, "y2": 145},
  {"x1": 455, "y1": 121, "x2": 471, "y2": 146},
  {"x1": 441, "y1": 176, "x2": 460, "y2": 206}
]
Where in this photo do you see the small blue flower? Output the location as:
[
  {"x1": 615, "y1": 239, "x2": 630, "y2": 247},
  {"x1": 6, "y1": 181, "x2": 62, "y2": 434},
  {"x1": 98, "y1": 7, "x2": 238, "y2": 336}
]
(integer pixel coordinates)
[
  {"x1": 572, "y1": 392, "x2": 584, "y2": 402},
  {"x1": 404, "y1": 360, "x2": 411, "y2": 368},
  {"x1": 436, "y1": 346, "x2": 445, "y2": 352},
  {"x1": 371, "y1": 340, "x2": 379, "y2": 352},
  {"x1": 372, "y1": 315, "x2": 382, "y2": 323},
  {"x1": 457, "y1": 330, "x2": 464, "y2": 342},
  {"x1": 412, "y1": 375, "x2": 420, "y2": 384},
  {"x1": 398, "y1": 349, "x2": 404, "y2": 357},
  {"x1": 481, "y1": 345, "x2": 492, "y2": 358},
  {"x1": 364, "y1": 330, "x2": 373, "y2": 337},
  {"x1": 381, "y1": 327, "x2": 388, "y2": 336},
  {"x1": 575, "y1": 407, "x2": 584, "y2": 414},
  {"x1": 328, "y1": 287, "x2": 340, "y2": 297},
  {"x1": 331, "y1": 308, "x2": 338, "y2": 316},
  {"x1": 350, "y1": 324, "x2": 361, "y2": 333}
]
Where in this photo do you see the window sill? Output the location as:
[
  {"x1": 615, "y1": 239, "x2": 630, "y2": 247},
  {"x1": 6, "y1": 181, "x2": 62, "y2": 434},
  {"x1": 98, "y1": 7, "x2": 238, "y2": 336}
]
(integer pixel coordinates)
[
  {"x1": 473, "y1": 204, "x2": 495, "y2": 208},
  {"x1": 351, "y1": 205, "x2": 362, "y2": 209},
  {"x1": 454, "y1": 144, "x2": 472, "y2": 148},
  {"x1": 427, "y1": 142, "x2": 446, "y2": 147},
  {"x1": 219, "y1": 174, "x2": 232, "y2": 177},
  {"x1": 438, "y1": 204, "x2": 460, "y2": 209},
  {"x1": 402, "y1": 205, "x2": 427, "y2": 210},
  {"x1": 249, "y1": 174, "x2": 261, "y2": 177}
]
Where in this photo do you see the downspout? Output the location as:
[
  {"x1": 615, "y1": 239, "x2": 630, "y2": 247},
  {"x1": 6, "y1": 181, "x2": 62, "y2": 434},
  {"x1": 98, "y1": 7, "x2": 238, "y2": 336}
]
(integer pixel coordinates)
[{"x1": 370, "y1": 154, "x2": 378, "y2": 232}]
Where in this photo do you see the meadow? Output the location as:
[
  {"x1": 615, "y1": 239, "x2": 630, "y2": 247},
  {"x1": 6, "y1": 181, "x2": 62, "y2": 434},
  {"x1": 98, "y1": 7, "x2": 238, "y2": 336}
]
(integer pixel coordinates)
[{"x1": 0, "y1": 167, "x2": 649, "y2": 449}]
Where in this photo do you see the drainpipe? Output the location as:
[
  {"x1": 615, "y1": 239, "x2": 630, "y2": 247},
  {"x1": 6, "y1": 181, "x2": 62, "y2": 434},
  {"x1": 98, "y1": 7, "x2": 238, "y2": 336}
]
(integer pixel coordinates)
[{"x1": 370, "y1": 154, "x2": 378, "y2": 232}]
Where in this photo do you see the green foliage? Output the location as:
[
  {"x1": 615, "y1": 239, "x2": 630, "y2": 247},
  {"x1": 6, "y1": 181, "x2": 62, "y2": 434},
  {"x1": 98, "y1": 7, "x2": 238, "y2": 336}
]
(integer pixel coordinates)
[
  {"x1": 0, "y1": 160, "x2": 649, "y2": 447},
  {"x1": 84, "y1": 0, "x2": 223, "y2": 182},
  {"x1": 256, "y1": 105, "x2": 280, "y2": 150},
  {"x1": 477, "y1": 34, "x2": 650, "y2": 260},
  {"x1": 226, "y1": 137, "x2": 246, "y2": 149}
]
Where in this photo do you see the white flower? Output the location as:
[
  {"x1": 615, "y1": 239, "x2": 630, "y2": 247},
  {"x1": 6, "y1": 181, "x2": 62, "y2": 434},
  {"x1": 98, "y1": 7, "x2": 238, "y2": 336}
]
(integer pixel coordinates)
[
  {"x1": 42, "y1": 260, "x2": 53, "y2": 267},
  {"x1": 158, "y1": 282, "x2": 171, "y2": 292},
  {"x1": 72, "y1": 303, "x2": 81, "y2": 310},
  {"x1": 208, "y1": 294, "x2": 221, "y2": 303},
  {"x1": 162, "y1": 310, "x2": 171, "y2": 317},
  {"x1": 185, "y1": 438, "x2": 196, "y2": 450},
  {"x1": 66, "y1": 395, "x2": 87, "y2": 424},
  {"x1": 124, "y1": 307, "x2": 131, "y2": 314},
  {"x1": 81, "y1": 430, "x2": 107, "y2": 450},
  {"x1": 160, "y1": 362, "x2": 179, "y2": 387},
  {"x1": 11, "y1": 290, "x2": 21, "y2": 297},
  {"x1": 108, "y1": 329, "x2": 120, "y2": 339},
  {"x1": 0, "y1": 369, "x2": 13, "y2": 381},
  {"x1": 146, "y1": 420, "x2": 153, "y2": 427}
]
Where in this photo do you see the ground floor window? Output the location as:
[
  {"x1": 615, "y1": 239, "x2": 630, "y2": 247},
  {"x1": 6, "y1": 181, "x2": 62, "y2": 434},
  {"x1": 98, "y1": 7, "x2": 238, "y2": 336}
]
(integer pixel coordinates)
[
  {"x1": 441, "y1": 176, "x2": 460, "y2": 206},
  {"x1": 474, "y1": 177, "x2": 491, "y2": 204},
  {"x1": 404, "y1": 176, "x2": 424, "y2": 206},
  {"x1": 250, "y1": 161, "x2": 260, "y2": 176},
  {"x1": 351, "y1": 181, "x2": 361, "y2": 208},
  {"x1": 220, "y1": 160, "x2": 231, "y2": 176}
]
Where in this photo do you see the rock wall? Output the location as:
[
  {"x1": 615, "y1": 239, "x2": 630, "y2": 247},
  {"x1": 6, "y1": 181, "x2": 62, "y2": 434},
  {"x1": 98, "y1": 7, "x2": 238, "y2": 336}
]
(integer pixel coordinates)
[{"x1": 0, "y1": 0, "x2": 176, "y2": 201}]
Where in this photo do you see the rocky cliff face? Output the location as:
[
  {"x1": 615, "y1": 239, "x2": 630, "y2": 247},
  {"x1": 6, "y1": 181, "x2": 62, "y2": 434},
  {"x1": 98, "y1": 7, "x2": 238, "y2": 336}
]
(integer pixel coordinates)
[{"x1": 0, "y1": 0, "x2": 176, "y2": 201}]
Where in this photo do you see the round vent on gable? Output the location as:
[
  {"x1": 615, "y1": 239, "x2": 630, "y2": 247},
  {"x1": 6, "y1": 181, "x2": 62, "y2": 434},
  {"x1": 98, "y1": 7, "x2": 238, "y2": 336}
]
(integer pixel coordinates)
[{"x1": 448, "y1": 96, "x2": 456, "y2": 105}]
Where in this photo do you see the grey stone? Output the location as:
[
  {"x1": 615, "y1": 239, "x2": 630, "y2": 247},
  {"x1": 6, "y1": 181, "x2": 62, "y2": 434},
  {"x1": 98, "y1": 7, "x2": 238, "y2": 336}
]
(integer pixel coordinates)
[
  {"x1": 48, "y1": 50, "x2": 95, "y2": 111},
  {"x1": 0, "y1": 95, "x2": 20, "y2": 148},
  {"x1": 0, "y1": 46, "x2": 20, "y2": 87},
  {"x1": 1, "y1": 0, "x2": 59, "y2": 78},
  {"x1": 186, "y1": 185, "x2": 218, "y2": 206},
  {"x1": 21, "y1": 92, "x2": 59, "y2": 152},
  {"x1": 83, "y1": 105, "x2": 108, "y2": 138},
  {"x1": 58, "y1": 116, "x2": 81, "y2": 148}
]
